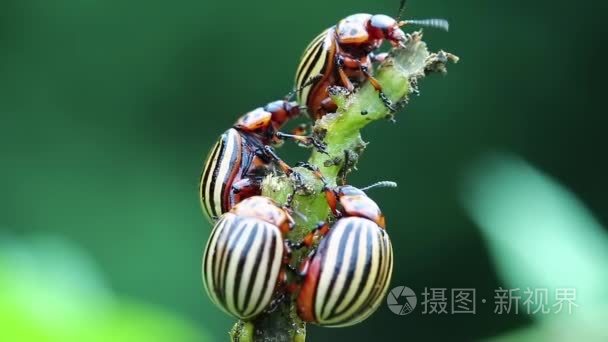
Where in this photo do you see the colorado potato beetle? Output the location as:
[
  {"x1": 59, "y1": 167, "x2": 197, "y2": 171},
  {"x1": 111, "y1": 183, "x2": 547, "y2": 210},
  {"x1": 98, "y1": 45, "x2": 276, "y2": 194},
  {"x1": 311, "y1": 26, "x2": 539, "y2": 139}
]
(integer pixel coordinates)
[
  {"x1": 202, "y1": 196, "x2": 294, "y2": 320},
  {"x1": 295, "y1": 0, "x2": 448, "y2": 119},
  {"x1": 199, "y1": 98, "x2": 323, "y2": 222},
  {"x1": 296, "y1": 179, "x2": 395, "y2": 327}
]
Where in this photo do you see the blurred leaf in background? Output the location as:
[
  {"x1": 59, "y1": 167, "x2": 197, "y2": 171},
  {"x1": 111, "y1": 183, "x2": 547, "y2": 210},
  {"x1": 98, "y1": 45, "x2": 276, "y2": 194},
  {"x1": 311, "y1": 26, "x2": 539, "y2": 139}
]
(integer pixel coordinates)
[
  {"x1": 461, "y1": 153, "x2": 608, "y2": 341},
  {"x1": 0, "y1": 233, "x2": 210, "y2": 342}
]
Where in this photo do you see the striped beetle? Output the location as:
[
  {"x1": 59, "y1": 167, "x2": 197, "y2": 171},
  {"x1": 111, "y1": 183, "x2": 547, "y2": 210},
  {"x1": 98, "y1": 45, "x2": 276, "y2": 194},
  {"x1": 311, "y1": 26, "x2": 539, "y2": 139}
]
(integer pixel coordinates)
[
  {"x1": 202, "y1": 196, "x2": 295, "y2": 320},
  {"x1": 295, "y1": 176, "x2": 396, "y2": 326},
  {"x1": 295, "y1": 0, "x2": 449, "y2": 119},
  {"x1": 199, "y1": 98, "x2": 325, "y2": 223}
]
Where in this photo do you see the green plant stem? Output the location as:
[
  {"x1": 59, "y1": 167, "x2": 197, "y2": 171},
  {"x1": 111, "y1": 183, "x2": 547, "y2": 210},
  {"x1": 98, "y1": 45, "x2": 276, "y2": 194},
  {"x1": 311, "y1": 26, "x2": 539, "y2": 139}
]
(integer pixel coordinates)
[{"x1": 230, "y1": 32, "x2": 458, "y2": 342}]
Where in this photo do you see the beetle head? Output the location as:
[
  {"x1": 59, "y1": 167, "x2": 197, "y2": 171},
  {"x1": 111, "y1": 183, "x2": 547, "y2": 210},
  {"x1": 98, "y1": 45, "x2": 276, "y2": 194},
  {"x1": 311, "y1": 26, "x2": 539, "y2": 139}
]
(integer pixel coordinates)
[
  {"x1": 367, "y1": 14, "x2": 406, "y2": 46},
  {"x1": 266, "y1": 100, "x2": 301, "y2": 130},
  {"x1": 335, "y1": 185, "x2": 386, "y2": 228}
]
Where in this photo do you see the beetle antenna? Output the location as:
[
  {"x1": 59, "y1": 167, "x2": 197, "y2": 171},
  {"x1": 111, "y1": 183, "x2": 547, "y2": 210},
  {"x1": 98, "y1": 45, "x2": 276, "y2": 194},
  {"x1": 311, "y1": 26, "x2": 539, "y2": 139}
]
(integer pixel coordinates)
[
  {"x1": 397, "y1": 0, "x2": 407, "y2": 21},
  {"x1": 360, "y1": 181, "x2": 398, "y2": 191},
  {"x1": 403, "y1": 18, "x2": 449, "y2": 32},
  {"x1": 284, "y1": 89, "x2": 298, "y2": 101},
  {"x1": 285, "y1": 74, "x2": 323, "y2": 100}
]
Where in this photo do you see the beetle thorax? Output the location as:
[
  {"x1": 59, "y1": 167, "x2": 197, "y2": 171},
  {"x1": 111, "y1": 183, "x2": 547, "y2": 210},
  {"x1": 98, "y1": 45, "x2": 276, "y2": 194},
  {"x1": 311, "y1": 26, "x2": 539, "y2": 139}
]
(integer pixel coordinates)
[
  {"x1": 230, "y1": 196, "x2": 293, "y2": 231},
  {"x1": 233, "y1": 107, "x2": 276, "y2": 143},
  {"x1": 336, "y1": 14, "x2": 372, "y2": 44},
  {"x1": 336, "y1": 186, "x2": 385, "y2": 228}
]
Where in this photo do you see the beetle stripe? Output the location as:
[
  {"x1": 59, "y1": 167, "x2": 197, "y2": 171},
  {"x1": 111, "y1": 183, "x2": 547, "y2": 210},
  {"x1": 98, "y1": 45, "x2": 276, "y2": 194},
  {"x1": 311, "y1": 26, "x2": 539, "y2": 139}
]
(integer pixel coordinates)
[
  {"x1": 333, "y1": 223, "x2": 371, "y2": 316},
  {"x1": 202, "y1": 215, "x2": 284, "y2": 319},
  {"x1": 296, "y1": 41, "x2": 323, "y2": 99},
  {"x1": 200, "y1": 128, "x2": 243, "y2": 220},
  {"x1": 220, "y1": 217, "x2": 248, "y2": 304},
  {"x1": 214, "y1": 217, "x2": 236, "y2": 293},
  {"x1": 200, "y1": 139, "x2": 221, "y2": 217},
  {"x1": 295, "y1": 29, "x2": 333, "y2": 106},
  {"x1": 321, "y1": 220, "x2": 360, "y2": 322},
  {"x1": 202, "y1": 132, "x2": 227, "y2": 219},
  {"x1": 309, "y1": 217, "x2": 393, "y2": 326},
  {"x1": 206, "y1": 135, "x2": 228, "y2": 218},
  {"x1": 327, "y1": 223, "x2": 362, "y2": 318},
  {"x1": 218, "y1": 132, "x2": 243, "y2": 214},
  {"x1": 369, "y1": 229, "x2": 393, "y2": 316},
  {"x1": 315, "y1": 218, "x2": 348, "y2": 318},
  {"x1": 240, "y1": 224, "x2": 267, "y2": 313},
  {"x1": 203, "y1": 216, "x2": 220, "y2": 303},
  {"x1": 355, "y1": 222, "x2": 392, "y2": 325},
  {"x1": 298, "y1": 35, "x2": 329, "y2": 104},
  {"x1": 296, "y1": 30, "x2": 327, "y2": 87},
  {"x1": 233, "y1": 222, "x2": 260, "y2": 312},
  {"x1": 200, "y1": 140, "x2": 220, "y2": 194},
  {"x1": 248, "y1": 220, "x2": 283, "y2": 318},
  {"x1": 350, "y1": 228, "x2": 386, "y2": 321},
  {"x1": 211, "y1": 129, "x2": 242, "y2": 217},
  {"x1": 320, "y1": 223, "x2": 356, "y2": 318},
  {"x1": 225, "y1": 220, "x2": 258, "y2": 313},
  {"x1": 296, "y1": 30, "x2": 326, "y2": 84},
  {"x1": 203, "y1": 214, "x2": 235, "y2": 309},
  {"x1": 248, "y1": 227, "x2": 280, "y2": 317},
  {"x1": 349, "y1": 228, "x2": 392, "y2": 324}
]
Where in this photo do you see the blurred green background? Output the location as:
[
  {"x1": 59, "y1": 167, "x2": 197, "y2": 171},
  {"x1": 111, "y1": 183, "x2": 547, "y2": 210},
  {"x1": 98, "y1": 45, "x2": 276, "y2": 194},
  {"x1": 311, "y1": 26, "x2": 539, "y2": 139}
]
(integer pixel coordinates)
[{"x1": 1, "y1": 0, "x2": 607, "y2": 341}]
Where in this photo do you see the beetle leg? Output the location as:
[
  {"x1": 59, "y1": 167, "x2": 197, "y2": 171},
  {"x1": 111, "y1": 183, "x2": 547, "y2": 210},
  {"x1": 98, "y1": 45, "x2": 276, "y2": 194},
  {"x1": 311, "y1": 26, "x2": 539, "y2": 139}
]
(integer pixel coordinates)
[
  {"x1": 283, "y1": 239, "x2": 306, "y2": 292},
  {"x1": 283, "y1": 240, "x2": 294, "y2": 262},
  {"x1": 285, "y1": 264, "x2": 303, "y2": 289},
  {"x1": 338, "y1": 150, "x2": 350, "y2": 186},
  {"x1": 276, "y1": 131, "x2": 328, "y2": 154},
  {"x1": 285, "y1": 191, "x2": 294, "y2": 208},
  {"x1": 305, "y1": 221, "x2": 331, "y2": 246},
  {"x1": 284, "y1": 262, "x2": 304, "y2": 293},
  {"x1": 285, "y1": 73, "x2": 324, "y2": 100},
  {"x1": 293, "y1": 162, "x2": 343, "y2": 217},
  {"x1": 295, "y1": 162, "x2": 329, "y2": 186},
  {"x1": 334, "y1": 55, "x2": 356, "y2": 92},
  {"x1": 379, "y1": 91, "x2": 397, "y2": 113},
  {"x1": 262, "y1": 146, "x2": 312, "y2": 192},
  {"x1": 297, "y1": 256, "x2": 311, "y2": 278},
  {"x1": 359, "y1": 64, "x2": 381, "y2": 90},
  {"x1": 285, "y1": 263, "x2": 300, "y2": 275},
  {"x1": 296, "y1": 247, "x2": 318, "y2": 278},
  {"x1": 268, "y1": 290, "x2": 288, "y2": 311},
  {"x1": 370, "y1": 52, "x2": 389, "y2": 63},
  {"x1": 288, "y1": 221, "x2": 330, "y2": 253},
  {"x1": 262, "y1": 146, "x2": 293, "y2": 175},
  {"x1": 336, "y1": 54, "x2": 384, "y2": 93},
  {"x1": 339, "y1": 54, "x2": 397, "y2": 112},
  {"x1": 319, "y1": 97, "x2": 338, "y2": 116},
  {"x1": 281, "y1": 240, "x2": 301, "y2": 292},
  {"x1": 293, "y1": 162, "x2": 346, "y2": 219},
  {"x1": 285, "y1": 239, "x2": 301, "y2": 250},
  {"x1": 358, "y1": 64, "x2": 397, "y2": 112},
  {"x1": 392, "y1": 96, "x2": 409, "y2": 113},
  {"x1": 231, "y1": 178, "x2": 257, "y2": 194},
  {"x1": 291, "y1": 123, "x2": 308, "y2": 136}
]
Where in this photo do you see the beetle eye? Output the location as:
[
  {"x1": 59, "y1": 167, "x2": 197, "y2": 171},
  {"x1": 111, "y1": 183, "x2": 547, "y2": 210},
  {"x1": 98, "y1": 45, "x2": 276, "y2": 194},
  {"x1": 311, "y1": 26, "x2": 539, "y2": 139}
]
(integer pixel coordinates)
[{"x1": 370, "y1": 14, "x2": 396, "y2": 31}]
